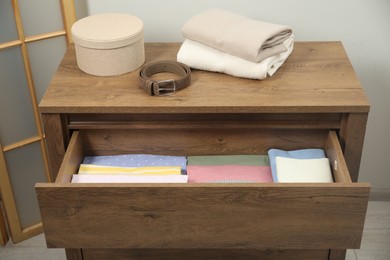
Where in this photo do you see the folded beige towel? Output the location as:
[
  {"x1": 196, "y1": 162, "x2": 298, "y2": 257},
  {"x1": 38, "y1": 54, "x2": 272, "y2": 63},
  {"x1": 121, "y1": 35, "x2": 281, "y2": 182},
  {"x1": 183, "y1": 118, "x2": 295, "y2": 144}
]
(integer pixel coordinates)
[{"x1": 182, "y1": 9, "x2": 292, "y2": 63}]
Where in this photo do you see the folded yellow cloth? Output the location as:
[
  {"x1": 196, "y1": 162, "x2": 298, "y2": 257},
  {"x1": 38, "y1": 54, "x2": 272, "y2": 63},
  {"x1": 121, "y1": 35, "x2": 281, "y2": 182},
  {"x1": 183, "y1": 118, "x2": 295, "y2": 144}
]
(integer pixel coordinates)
[{"x1": 78, "y1": 164, "x2": 182, "y2": 175}]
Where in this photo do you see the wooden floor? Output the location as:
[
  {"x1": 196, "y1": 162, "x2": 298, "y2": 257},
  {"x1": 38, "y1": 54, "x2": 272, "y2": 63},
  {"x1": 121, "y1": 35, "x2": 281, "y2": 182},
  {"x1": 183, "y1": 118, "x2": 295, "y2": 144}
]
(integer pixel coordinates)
[{"x1": 1, "y1": 201, "x2": 389, "y2": 260}]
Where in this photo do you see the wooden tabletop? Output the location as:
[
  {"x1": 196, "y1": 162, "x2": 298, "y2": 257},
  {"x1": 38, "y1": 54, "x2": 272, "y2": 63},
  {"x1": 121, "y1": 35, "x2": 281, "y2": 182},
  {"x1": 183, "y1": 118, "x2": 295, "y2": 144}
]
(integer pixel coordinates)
[{"x1": 39, "y1": 42, "x2": 369, "y2": 114}]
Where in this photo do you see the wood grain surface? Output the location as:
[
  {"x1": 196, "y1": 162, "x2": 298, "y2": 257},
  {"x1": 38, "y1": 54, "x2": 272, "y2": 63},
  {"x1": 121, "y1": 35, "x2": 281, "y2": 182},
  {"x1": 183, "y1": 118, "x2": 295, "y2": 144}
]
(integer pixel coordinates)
[
  {"x1": 39, "y1": 42, "x2": 369, "y2": 114},
  {"x1": 36, "y1": 182, "x2": 369, "y2": 250},
  {"x1": 36, "y1": 130, "x2": 370, "y2": 250},
  {"x1": 36, "y1": 42, "x2": 371, "y2": 260}
]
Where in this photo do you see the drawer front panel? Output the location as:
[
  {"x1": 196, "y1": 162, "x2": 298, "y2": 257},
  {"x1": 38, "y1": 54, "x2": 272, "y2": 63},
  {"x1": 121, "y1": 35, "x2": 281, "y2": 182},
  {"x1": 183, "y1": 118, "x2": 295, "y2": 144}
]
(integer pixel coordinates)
[
  {"x1": 37, "y1": 183, "x2": 368, "y2": 249},
  {"x1": 82, "y1": 248, "x2": 330, "y2": 260}
]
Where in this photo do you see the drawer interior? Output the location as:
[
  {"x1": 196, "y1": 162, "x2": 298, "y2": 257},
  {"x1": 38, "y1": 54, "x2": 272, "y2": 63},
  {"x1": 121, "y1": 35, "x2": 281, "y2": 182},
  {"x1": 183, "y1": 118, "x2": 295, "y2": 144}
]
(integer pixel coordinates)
[
  {"x1": 58, "y1": 128, "x2": 349, "y2": 183},
  {"x1": 36, "y1": 128, "x2": 370, "y2": 250}
]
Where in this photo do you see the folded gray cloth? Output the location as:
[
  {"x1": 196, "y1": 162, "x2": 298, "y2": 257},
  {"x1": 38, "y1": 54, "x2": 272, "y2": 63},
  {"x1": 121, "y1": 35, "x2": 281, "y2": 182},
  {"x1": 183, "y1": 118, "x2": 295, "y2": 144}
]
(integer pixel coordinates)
[{"x1": 182, "y1": 9, "x2": 292, "y2": 63}]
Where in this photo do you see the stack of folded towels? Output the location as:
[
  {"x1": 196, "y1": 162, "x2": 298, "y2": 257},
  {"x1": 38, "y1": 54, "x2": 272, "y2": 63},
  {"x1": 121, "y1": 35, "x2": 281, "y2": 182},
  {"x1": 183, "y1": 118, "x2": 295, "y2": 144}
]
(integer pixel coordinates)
[
  {"x1": 177, "y1": 9, "x2": 294, "y2": 80},
  {"x1": 187, "y1": 155, "x2": 272, "y2": 183},
  {"x1": 268, "y1": 148, "x2": 334, "y2": 183},
  {"x1": 71, "y1": 154, "x2": 188, "y2": 183},
  {"x1": 71, "y1": 150, "x2": 334, "y2": 183}
]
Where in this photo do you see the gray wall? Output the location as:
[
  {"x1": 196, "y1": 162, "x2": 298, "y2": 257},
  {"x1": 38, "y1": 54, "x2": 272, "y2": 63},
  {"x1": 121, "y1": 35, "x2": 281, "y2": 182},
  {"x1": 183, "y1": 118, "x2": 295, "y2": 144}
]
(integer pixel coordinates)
[{"x1": 81, "y1": 0, "x2": 390, "y2": 190}]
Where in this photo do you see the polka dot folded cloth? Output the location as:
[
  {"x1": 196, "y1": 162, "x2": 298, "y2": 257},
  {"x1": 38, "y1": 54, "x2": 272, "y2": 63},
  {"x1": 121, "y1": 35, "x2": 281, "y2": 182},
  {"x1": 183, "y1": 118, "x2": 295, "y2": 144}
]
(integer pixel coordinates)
[
  {"x1": 74, "y1": 154, "x2": 188, "y2": 183},
  {"x1": 78, "y1": 164, "x2": 182, "y2": 175},
  {"x1": 82, "y1": 154, "x2": 187, "y2": 174}
]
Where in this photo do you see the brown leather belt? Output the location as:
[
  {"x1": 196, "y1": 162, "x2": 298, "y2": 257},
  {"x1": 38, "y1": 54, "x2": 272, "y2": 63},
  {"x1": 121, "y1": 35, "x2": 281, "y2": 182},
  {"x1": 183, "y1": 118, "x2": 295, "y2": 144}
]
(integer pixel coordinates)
[{"x1": 139, "y1": 60, "x2": 191, "y2": 96}]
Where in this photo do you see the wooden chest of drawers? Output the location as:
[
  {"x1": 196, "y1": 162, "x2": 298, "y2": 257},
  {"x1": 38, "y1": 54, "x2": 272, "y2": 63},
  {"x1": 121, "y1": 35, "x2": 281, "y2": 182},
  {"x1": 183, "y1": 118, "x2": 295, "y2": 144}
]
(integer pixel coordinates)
[{"x1": 36, "y1": 42, "x2": 370, "y2": 260}]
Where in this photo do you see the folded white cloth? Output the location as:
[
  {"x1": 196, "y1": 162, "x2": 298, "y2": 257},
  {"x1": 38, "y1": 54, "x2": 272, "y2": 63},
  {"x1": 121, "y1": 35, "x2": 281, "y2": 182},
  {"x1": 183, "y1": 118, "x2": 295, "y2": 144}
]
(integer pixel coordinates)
[
  {"x1": 182, "y1": 9, "x2": 292, "y2": 62},
  {"x1": 275, "y1": 157, "x2": 333, "y2": 183},
  {"x1": 71, "y1": 174, "x2": 188, "y2": 183},
  {"x1": 177, "y1": 35, "x2": 294, "y2": 80}
]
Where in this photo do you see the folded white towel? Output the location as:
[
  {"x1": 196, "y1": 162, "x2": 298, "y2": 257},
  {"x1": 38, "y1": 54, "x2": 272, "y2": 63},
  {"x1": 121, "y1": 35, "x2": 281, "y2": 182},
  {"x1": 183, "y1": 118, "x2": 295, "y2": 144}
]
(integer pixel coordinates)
[
  {"x1": 71, "y1": 174, "x2": 188, "y2": 183},
  {"x1": 275, "y1": 157, "x2": 333, "y2": 183},
  {"x1": 177, "y1": 35, "x2": 294, "y2": 80},
  {"x1": 182, "y1": 9, "x2": 292, "y2": 62}
]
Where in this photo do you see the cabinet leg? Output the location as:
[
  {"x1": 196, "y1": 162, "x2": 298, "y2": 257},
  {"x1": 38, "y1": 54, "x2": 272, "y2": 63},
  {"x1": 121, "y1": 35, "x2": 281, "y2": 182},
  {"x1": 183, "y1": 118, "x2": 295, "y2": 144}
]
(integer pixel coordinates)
[
  {"x1": 329, "y1": 249, "x2": 346, "y2": 260},
  {"x1": 65, "y1": 248, "x2": 83, "y2": 260}
]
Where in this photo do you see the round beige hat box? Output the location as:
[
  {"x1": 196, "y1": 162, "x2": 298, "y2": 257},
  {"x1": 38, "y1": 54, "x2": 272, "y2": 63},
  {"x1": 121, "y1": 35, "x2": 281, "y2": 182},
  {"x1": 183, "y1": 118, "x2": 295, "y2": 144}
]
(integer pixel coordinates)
[{"x1": 71, "y1": 13, "x2": 145, "y2": 76}]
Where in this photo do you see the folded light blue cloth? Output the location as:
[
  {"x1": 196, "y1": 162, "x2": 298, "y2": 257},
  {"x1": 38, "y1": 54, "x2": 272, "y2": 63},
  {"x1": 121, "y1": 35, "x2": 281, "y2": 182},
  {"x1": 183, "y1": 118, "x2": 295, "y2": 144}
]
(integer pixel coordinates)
[
  {"x1": 83, "y1": 154, "x2": 187, "y2": 174},
  {"x1": 268, "y1": 148, "x2": 326, "y2": 182}
]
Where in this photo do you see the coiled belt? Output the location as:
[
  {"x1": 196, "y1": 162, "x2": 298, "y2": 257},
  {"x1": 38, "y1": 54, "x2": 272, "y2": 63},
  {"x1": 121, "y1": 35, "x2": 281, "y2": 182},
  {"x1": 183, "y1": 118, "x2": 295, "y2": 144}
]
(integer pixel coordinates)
[{"x1": 139, "y1": 60, "x2": 191, "y2": 96}]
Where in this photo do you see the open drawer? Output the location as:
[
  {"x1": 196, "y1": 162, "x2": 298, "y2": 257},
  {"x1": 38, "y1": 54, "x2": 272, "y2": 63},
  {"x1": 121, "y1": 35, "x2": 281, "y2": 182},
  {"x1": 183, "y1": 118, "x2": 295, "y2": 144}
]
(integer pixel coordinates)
[{"x1": 36, "y1": 128, "x2": 370, "y2": 250}]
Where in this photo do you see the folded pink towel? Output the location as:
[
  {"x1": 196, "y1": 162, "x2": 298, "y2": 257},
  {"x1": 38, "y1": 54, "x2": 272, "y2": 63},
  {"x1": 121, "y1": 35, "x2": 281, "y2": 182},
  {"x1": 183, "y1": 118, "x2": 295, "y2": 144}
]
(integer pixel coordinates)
[
  {"x1": 182, "y1": 9, "x2": 292, "y2": 62},
  {"x1": 187, "y1": 165, "x2": 273, "y2": 183}
]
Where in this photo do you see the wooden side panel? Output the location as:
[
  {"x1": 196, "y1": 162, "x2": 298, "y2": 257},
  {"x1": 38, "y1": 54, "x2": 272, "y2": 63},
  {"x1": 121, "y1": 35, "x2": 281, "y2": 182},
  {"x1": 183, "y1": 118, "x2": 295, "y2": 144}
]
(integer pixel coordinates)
[
  {"x1": 55, "y1": 131, "x2": 84, "y2": 184},
  {"x1": 83, "y1": 248, "x2": 330, "y2": 260},
  {"x1": 36, "y1": 183, "x2": 369, "y2": 250},
  {"x1": 41, "y1": 114, "x2": 69, "y2": 180},
  {"x1": 325, "y1": 132, "x2": 351, "y2": 183},
  {"x1": 339, "y1": 113, "x2": 368, "y2": 182}
]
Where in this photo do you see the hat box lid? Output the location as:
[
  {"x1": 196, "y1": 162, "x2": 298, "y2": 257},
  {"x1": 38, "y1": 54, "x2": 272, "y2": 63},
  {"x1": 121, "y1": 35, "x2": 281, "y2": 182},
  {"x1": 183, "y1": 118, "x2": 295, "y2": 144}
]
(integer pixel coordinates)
[{"x1": 71, "y1": 13, "x2": 144, "y2": 50}]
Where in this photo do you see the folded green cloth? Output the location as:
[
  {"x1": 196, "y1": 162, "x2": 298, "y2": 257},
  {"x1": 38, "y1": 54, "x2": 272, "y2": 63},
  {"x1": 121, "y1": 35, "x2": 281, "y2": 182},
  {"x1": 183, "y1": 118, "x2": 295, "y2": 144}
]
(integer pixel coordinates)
[{"x1": 187, "y1": 155, "x2": 269, "y2": 166}]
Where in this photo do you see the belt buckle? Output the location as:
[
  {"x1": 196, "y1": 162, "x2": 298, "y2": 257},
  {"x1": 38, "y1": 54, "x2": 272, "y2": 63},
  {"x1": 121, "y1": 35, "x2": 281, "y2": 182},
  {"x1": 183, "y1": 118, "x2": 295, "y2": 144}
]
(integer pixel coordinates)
[{"x1": 155, "y1": 79, "x2": 176, "y2": 96}]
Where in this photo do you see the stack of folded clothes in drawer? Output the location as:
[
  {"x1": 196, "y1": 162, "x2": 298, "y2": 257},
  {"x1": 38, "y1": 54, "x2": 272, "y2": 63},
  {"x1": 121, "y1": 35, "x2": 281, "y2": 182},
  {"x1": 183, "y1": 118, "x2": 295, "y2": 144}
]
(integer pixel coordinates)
[
  {"x1": 71, "y1": 154, "x2": 188, "y2": 183},
  {"x1": 268, "y1": 148, "x2": 334, "y2": 183},
  {"x1": 72, "y1": 150, "x2": 333, "y2": 183},
  {"x1": 177, "y1": 9, "x2": 294, "y2": 80},
  {"x1": 186, "y1": 155, "x2": 273, "y2": 183}
]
